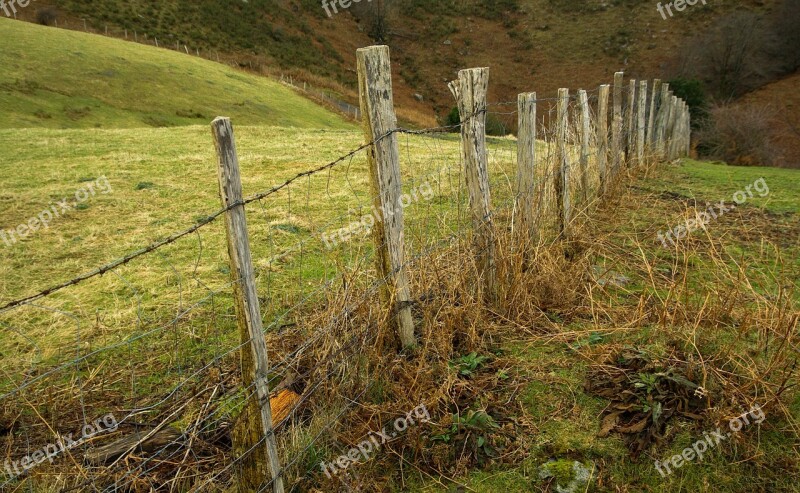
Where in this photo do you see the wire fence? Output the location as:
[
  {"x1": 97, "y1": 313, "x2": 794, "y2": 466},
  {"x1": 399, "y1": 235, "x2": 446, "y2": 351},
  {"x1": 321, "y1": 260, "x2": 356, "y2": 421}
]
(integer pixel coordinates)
[{"x1": 0, "y1": 55, "x2": 690, "y2": 491}]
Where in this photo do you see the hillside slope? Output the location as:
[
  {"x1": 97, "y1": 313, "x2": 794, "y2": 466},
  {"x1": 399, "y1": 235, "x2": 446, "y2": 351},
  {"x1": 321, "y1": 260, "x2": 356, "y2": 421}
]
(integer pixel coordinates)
[
  {"x1": 738, "y1": 71, "x2": 800, "y2": 168},
  {"x1": 24, "y1": 0, "x2": 783, "y2": 125},
  {"x1": 0, "y1": 18, "x2": 351, "y2": 129}
]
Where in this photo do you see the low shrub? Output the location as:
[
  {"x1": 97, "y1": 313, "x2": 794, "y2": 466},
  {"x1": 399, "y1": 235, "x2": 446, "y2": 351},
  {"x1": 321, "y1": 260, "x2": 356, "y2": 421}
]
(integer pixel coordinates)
[{"x1": 696, "y1": 104, "x2": 780, "y2": 166}]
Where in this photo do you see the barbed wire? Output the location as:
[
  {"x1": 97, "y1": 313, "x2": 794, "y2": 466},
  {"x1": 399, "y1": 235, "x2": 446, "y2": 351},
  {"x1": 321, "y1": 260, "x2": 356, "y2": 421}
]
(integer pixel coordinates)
[{"x1": 0, "y1": 82, "x2": 682, "y2": 492}]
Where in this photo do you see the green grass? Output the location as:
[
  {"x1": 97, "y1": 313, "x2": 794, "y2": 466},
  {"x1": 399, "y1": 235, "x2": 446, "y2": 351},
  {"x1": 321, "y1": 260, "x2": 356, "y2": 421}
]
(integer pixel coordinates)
[
  {"x1": 398, "y1": 159, "x2": 800, "y2": 493},
  {"x1": 645, "y1": 159, "x2": 800, "y2": 214},
  {"x1": 0, "y1": 18, "x2": 351, "y2": 130}
]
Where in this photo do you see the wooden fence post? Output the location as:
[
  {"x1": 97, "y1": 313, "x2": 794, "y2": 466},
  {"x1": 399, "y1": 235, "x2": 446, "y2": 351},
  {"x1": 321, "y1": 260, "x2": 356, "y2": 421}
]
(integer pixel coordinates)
[
  {"x1": 449, "y1": 67, "x2": 498, "y2": 304},
  {"x1": 684, "y1": 104, "x2": 691, "y2": 156},
  {"x1": 647, "y1": 79, "x2": 662, "y2": 152},
  {"x1": 555, "y1": 88, "x2": 571, "y2": 237},
  {"x1": 612, "y1": 72, "x2": 623, "y2": 177},
  {"x1": 678, "y1": 101, "x2": 689, "y2": 158},
  {"x1": 636, "y1": 80, "x2": 647, "y2": 166},
  {"x1": 626, "y1": 79, "x2": 636, "y2": 165},
  {"x1": 668, "y1": 95, "x2": 679, "y2": 159},
  {"x1": 578, "y1": 89, "x2": 591, "y2": 202},
  {"x1": 597, "y1": 84, "x2": 610, "y2": 193},
  {"x1": 211, "y1": 118, "x2": 284, "y2": 493},
  {"x1": 662, "y1": 93, "x2": 673, "y2": 159},
  {"x1": 356, "y1": 46, "x2": 416, "y2": 348},
  {"x1": 516, "y1": 92, "x2": 537, "y2": 249},
  {"x1": 655, "y1": 83, "x2": 670, "y2": 158}
]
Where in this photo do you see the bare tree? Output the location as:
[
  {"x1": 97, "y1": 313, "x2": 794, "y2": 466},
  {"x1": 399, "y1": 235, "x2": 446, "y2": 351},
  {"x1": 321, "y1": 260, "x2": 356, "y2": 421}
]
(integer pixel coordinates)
[
  {"x1": 771, "y1": 0, "x2": 800, "y2": 72},
  {"x1": 350, "y1": 0, "x2": 394, "y2": 42},
  {"x1": 705, "y1": 13, "x2": 770, "y2": 99}
]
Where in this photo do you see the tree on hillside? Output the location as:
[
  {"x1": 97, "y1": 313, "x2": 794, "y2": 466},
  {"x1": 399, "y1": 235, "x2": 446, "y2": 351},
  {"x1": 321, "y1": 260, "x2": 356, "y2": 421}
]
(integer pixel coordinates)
[
  {"x1": 771, "y1": 0, "x2": 800, "y2": 73},
  {"x1": 702, "y1": 13, "x2": 770, "y2": 100},
  {"x1": 35, "y1": 7, "x2": 58, "y2": 26},
  {"x1": 350, "y1": 0, "x2": 394, "y2": 42},
  {"x1": 671, "y1": 3, "x2": 800, "y2": 102}
]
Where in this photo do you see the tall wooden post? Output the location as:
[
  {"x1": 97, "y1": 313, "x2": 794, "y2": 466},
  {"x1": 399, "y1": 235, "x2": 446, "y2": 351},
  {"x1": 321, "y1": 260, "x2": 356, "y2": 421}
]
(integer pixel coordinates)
[
  {"x1": 612, "y1": 72, "x2": 623, "y2": 177},
  {"x1": 578, "y1": 89, "x2": 591, "y2": 201},
  {"x1": 517, "y1": 92, "x2": 537, "y2": 248},
  {"x1": 555, "y1": 88, "x2": 571, "y2": 237},
  {"x1": 212, "y1": 118, "x2": 285, "y2": 493},
  {"x1": 667, "y1": 94, "x2": 679, "y2": 159},
  {"x1": 597, "y1": 84, "x2": 610, "y2": 193},
  {"x1": 655, "y1": 83, "x2": 670, "y2": 157},
  {"x1": 684, "y1": 104, "x2": 692, "y2": 157},
  {"x1": 449, "y1": 68, "x2": 498, "y2": 304},
  {"x1": 663, "y1": 93, "x2": 673, "y2": 159},
  {"x1": 636, "y1": 80, "x2": 647, "y2": 166},
  {"x1": 647, "y1": 79, "x2": 662, "y2": 151},
  {"x1": 626, "y1": 79, "x2": 636, "y2": 165},
  {"x1": 356, "y1": 46, "x2": 415, "y2": 348}
]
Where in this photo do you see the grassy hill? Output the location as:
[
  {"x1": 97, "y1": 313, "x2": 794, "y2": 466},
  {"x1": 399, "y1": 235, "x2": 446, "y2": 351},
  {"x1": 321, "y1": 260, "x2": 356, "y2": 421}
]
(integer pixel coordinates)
[{"x1": 0, "y1": 17, "x2": 352, "y2": 129}]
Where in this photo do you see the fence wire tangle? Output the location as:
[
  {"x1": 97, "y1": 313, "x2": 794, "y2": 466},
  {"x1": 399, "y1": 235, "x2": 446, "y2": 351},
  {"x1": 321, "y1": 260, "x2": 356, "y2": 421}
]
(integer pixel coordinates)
[{"x1": 0, "y1": 44, "x2": 690, "y2": 492}]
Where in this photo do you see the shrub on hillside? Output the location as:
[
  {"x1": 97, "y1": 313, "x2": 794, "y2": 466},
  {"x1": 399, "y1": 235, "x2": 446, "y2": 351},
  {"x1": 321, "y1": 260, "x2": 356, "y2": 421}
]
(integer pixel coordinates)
[
  {"x1": 444, "y1": 107, "x2": 508, "y2": 136},
  {"x1": 35, "y1": 7, "x2": 58, "y2": 26},
  {"x1": 445, "y1": 106, "x2": 461, "y2": 131},
  {"x1": 667, "y1": 78, "x2": 707, "y2": 129},
  {"x1": 696, "y1": 104, "x2": 780, "y2": 166}
]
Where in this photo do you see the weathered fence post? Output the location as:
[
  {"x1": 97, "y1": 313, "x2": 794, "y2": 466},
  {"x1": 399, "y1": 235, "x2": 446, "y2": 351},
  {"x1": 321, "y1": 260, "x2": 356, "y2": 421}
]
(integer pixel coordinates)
[
  {"x1": 516, "y1": 92, "x2": 537, "y2": 249},
  {"x1": 612, "y1": 72, "x2": 624, "y2": 177},
  {"x1": 597, "y1": 84, "x2": 610, "y2": 193},
  {"x1": 678, "y1": 100, "x2": 689, "y2": 158},
  {"x1": 647, "y1": 79, "x2": 662, "y2": 152},
  {"x1": 684, "y1": 104, "x2": 691, "y2": 157},
  {"x1": 578, "y1": 89, "x2": 591, "y2": 202},
  {"x1": 356, "y1": 46, "x2": 416, "y2": 348},
  {"x1": 655, "y1": 83, "x2": 670, "y2": 158},
  {"x1": 449, "y1": 67, "x2": 498, "y2": 304},
  {"x1": 211, "y1": 117, "x2": 285, "y2": 493},
  {"x1": 636, "y1": 80, "x2": 647, "y2": 166},
  {"x1": 662, "y1": 93, "x2": 673, "y2": 159},
  {"x1": 626, "y1": 79, "x2": 636, "y2": 164},
  {"x1": 667, "y1": 95, "x2": 679, "y2": 159},
  {"x1": 555, "y1": 88, "x2": 571, "y2": 237}
]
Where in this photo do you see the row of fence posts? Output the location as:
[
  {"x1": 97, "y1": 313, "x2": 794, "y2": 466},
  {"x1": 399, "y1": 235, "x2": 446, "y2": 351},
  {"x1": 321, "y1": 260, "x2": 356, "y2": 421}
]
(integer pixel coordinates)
[{"x1": 209, "y1": 45, "x2": 691, "y2": 492}]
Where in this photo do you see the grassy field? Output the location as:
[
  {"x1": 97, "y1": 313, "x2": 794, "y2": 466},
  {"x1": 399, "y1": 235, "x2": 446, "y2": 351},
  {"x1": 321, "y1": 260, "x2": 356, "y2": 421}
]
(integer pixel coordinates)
[
  {"x1": 1, "y1": 117, "x2": 797, "y2": 491},
  {"x1": 399, "y1": 159, "x2": 800, "y2": 493},
  {"x1": 0, "y1": 17, "x2": 351, "y2": 129}
]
